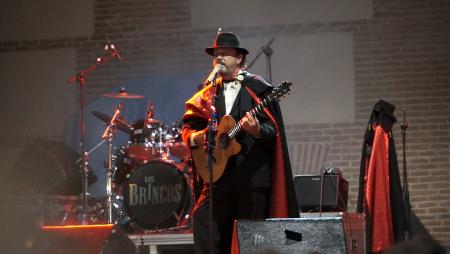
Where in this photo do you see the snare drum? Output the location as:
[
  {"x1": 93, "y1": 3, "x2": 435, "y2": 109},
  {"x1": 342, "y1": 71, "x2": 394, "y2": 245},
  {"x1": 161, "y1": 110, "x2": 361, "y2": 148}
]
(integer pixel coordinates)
[{"x1": 123, "y1": 160, "x2": 192, "y2": 230}]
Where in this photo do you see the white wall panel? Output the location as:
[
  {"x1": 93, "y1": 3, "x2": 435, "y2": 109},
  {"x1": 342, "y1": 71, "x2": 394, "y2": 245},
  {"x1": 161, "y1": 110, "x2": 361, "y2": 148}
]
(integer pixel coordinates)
[
  {"x1": 0, "y1": 0, "x2": 94, "y2": 40},
  {"x1": 0, "y1": 49, "x2": 78, "y2": 140},
  {"x1": 192, "y1": 0, "x2": 372, "y2": 29},
  {"x1": 243, "y1": 33, "x2": 355, "y2": 124}
]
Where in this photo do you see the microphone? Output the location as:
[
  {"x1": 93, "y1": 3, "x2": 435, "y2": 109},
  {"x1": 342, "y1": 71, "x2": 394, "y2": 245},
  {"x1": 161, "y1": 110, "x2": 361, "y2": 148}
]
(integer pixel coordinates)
[
  {"x1": 204, "y1": 64, "x2": 222, "y2": 84},
  {"x1": 110, "y1": 44, "x2": 122, "y2": 61}
]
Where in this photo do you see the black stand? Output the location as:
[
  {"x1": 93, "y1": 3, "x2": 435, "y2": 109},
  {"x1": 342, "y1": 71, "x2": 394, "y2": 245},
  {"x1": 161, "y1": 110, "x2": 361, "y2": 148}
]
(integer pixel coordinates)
[
  {"x1": 318, "y1": 169, "x2": 325, "y2": 216},
  {"x1": 245, "y1": 38, "x2": 275, "y2": 83},
  {"x1": 400, "y1": 109, "x2": 411, "y2": 240},
  {"x1": 67, "y1": 45, "x2": 119, "y2": 224},
  {"x1": 205, "y1": 76, "x2": 219, "y2": 254},
  {"x1": 101, "y1": 103, "x2": 122, "y2": 223}
]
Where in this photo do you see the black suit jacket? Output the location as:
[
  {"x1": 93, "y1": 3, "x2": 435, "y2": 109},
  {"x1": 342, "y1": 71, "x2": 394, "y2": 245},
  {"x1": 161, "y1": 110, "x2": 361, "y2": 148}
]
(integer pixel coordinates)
[{"x1": 214, "y1": 83, "x2": 276, "y2": 188}]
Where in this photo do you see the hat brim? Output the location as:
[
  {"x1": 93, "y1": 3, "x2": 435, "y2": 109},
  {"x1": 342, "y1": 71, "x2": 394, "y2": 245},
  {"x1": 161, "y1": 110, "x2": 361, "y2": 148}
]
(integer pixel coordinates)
[{"x1": 205, "y1": 46, "x2": 249, "y2": 56}]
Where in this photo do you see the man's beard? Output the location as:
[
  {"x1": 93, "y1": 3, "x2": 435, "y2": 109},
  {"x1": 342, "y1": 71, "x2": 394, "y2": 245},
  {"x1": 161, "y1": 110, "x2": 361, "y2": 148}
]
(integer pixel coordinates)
[{"x1": 216, "y1": 63, "x2": 229, "y2": 75}]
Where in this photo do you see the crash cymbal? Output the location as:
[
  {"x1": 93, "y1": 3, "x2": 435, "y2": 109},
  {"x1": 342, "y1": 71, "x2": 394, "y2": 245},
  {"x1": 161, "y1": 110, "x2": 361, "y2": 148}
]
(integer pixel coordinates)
[
  {"x1": 91, "y1": 110, "x2": 133, "y2": 134},
  {"x1": 102, "y1": 87, "x2": 144, "y2": 99}
]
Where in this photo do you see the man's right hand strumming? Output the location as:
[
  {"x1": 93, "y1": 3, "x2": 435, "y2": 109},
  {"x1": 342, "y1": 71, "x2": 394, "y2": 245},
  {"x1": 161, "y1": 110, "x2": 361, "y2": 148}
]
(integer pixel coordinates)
[{"x1": 190, "y1": 129, "x2": 207, "y2": 147}]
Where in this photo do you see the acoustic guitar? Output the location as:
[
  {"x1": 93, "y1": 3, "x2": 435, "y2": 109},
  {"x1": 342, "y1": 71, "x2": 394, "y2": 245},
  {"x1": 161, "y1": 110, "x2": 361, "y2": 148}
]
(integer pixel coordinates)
[{"x1": 191, "y1": 81, "x2": 292, "y2": 183}]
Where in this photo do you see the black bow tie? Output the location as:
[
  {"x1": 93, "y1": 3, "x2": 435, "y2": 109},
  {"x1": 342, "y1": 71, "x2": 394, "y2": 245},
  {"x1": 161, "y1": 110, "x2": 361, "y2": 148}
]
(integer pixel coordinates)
[{"x1": 222, "y1": 78, "x2": 236, "y2": 83}]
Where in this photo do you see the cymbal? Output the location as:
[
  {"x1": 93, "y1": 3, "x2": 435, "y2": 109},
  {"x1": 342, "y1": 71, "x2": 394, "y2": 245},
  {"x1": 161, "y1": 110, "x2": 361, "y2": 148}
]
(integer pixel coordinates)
[
  {"x1": 91, "y1": 110, "x2": 133, "y2": 134},
  {"x1": 102, "y1": 87, "x2": 144, "y2": 99}
]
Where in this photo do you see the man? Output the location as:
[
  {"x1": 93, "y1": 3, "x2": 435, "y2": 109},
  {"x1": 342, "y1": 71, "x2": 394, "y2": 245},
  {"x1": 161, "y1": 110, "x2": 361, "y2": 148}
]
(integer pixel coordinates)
[{"x1": 182, "y1": 32, "x2": 298, "y2": 254}]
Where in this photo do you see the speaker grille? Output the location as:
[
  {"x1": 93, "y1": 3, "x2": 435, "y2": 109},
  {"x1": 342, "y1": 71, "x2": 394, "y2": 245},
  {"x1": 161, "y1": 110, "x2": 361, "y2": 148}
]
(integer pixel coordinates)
[
  {"x1": 236, "y1": 218, "x2": 346, "y2": 254},
  {"x1": 294, "y1": 174, "x2": 348, "y2": 212}
]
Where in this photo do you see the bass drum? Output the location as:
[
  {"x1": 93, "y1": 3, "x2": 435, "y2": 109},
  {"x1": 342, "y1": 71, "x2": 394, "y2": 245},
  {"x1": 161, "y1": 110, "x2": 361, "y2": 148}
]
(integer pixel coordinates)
[{"x1": 123, "y1": 160, "x2": 191, "y2": 230}]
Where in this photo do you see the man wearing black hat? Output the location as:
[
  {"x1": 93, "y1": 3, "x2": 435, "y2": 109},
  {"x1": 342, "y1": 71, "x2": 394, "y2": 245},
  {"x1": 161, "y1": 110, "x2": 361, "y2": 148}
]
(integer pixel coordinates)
[{"x1": 182, "y1": 32, "x2": 298, "y2": 254}]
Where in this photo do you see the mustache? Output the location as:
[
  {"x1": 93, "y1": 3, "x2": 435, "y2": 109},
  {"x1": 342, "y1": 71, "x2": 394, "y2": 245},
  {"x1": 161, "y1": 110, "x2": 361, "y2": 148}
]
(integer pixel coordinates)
[
  {"x1": 215, "y1": 63, "x2": 227, "y2": 73},
  {"x1": 215, "y1": 60, "x2": 225, "y2": 66}
]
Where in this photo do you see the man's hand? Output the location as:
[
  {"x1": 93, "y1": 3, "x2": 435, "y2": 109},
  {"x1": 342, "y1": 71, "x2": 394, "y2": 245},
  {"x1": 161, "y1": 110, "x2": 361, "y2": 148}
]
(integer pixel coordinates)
[
  {"x1": 190, "y1": 129, "x2": 207, "y2": 147},
  {"x1": 241, "y1": 112, "x2": 261, "y2": 137}
]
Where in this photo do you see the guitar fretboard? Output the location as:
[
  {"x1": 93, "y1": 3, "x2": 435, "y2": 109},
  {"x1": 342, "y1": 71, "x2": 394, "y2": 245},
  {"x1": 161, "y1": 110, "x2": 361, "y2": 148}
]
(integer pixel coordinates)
[{"x1": 227, "y1": 96, "x2": 274, "y2": 139}]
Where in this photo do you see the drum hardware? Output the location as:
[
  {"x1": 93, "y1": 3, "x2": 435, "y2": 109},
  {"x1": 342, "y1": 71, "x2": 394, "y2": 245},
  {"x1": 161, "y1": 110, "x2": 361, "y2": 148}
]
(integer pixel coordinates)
[
  {"x1": 101, "y1": 102, "x2": 124, "y2": 224},
  {"x1": 75, "y1": 139, "x2": 106, "y2": 164},
  {"x1": 74, "y1": 110, "x2": 132, "y2": 164},
  {"x1": 142, "y1": 101, "x2": 171, "y2": 162},
  {"x1": 102, "y1": 87, "x2": 145, "y2": 99},
  {"x1": 127, "y1": 119, "x2": 169, "y2": 164}
]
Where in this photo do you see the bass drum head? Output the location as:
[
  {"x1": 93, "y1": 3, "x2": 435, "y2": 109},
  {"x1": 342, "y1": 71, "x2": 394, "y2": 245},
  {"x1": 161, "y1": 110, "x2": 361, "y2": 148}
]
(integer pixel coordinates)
[{"x1": 123, "y1": 160, "x2": 189, "y2": 230}]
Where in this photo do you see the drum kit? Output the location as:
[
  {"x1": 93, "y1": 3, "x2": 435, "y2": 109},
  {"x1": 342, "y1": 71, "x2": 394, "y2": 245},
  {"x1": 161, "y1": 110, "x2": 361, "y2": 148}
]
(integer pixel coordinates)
[{"x1": 92, "y1": 88, "x2": 192, "y2": 232}]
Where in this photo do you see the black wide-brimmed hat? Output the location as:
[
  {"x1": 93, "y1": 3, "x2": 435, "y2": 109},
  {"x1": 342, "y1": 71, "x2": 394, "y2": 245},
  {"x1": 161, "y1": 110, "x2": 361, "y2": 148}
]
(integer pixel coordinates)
[{"x1": 205, "y1": 32, "x2": 249, "y2": 56}]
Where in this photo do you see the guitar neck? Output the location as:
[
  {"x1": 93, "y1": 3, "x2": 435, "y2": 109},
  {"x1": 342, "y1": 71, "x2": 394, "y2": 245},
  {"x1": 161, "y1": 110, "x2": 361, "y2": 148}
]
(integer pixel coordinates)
[{"x1": 227, "y1": 96, "x2": 273, "y2": 139}]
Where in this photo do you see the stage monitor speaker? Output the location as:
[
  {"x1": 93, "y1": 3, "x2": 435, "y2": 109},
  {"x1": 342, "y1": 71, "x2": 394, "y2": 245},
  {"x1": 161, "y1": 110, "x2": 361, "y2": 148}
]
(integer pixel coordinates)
[
  {"x1": 294, "y1": 174, "x2": 348, "y2": 212},
  {"x1": 233, "y1": 213, "x2": 366, "y2": 254},
  {"x1": 5, "y1": 140, "x2": 97, "y2": 195},
  {"x1": 35, "y1": 224, "x2": 136, "y2": 254}
]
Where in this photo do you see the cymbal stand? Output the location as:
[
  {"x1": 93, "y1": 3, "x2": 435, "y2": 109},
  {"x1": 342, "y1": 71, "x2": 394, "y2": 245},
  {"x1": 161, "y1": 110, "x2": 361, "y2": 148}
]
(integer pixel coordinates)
[
  {"x1": 75, "y1": 139, "x2": 106, "y2": 164},
  {"x1": 102, "y1": 103, "x2": 123, "y2": 223},
  {"x1": 400, "y1": 109, "x2": 411, "y2": 240},
  {"x1": 67, "y1": 45, "x2": 119, "y2": 224}
]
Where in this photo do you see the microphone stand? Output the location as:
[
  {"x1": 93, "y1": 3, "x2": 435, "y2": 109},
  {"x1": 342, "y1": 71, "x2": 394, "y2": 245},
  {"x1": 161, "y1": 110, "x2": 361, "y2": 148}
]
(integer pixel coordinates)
[
  {"x1": 318, "y1": 168, "x2": 325, "y2": 216},
  {"x1": 400, "y1": 109, "x2": 411, "y2": 240},
  {"x1": 205, "y1": 76, "x2": 219, "y2": 254},
  {"x1": 67, "y1": 46, "x2": 118, "y2": 224},
  {"x1": 245, "y1": 38, "x2": 275, "y2": 83}
]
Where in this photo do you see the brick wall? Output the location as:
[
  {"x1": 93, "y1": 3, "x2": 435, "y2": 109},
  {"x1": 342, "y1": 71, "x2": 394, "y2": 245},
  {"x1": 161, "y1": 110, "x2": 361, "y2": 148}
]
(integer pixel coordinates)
[{"x1": 1, "y1": 0, "x2": 449, "y2": 246}]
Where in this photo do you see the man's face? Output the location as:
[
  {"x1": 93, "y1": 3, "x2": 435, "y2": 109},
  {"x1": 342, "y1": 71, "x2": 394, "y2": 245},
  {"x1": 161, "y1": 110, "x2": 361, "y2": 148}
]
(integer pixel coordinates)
[{"x1": 213, "y1": 48, "x2": 243, "y2": 76}]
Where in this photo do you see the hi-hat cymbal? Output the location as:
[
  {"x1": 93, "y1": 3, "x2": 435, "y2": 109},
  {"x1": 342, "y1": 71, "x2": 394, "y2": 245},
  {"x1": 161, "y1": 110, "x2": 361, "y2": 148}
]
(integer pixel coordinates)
[
  {"x1": 102, "y1": 87, "x2": 144, "y2": 99},
  {"x1": 91, "y1": 110, "x2": 133, "y2": 134}
]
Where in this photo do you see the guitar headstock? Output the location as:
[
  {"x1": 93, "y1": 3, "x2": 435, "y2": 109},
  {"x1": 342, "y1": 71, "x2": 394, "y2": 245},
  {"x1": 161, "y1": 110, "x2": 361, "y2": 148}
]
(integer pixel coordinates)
[{"x1": 270, "y1": 81, "x2": 292, "y2": 102}]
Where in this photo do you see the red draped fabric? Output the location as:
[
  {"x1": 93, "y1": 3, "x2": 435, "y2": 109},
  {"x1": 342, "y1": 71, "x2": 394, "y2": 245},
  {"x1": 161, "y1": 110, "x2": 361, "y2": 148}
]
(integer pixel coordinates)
[{"x1": 364, "y1": 124, "x2": 395, "y2": 252}]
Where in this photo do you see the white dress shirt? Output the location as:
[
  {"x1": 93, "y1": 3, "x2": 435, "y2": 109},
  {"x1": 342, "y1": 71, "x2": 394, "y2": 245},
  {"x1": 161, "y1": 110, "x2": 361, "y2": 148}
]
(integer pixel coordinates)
[{"x1": 223, "y1": 79, "x2": 241, "y2": 115}]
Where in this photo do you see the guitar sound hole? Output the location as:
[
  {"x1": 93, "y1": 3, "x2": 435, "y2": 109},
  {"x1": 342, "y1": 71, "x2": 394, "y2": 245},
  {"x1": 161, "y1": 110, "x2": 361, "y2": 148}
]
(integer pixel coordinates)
[{"x1": 219, "y1": 134, "x2": 230, "y2": 149}]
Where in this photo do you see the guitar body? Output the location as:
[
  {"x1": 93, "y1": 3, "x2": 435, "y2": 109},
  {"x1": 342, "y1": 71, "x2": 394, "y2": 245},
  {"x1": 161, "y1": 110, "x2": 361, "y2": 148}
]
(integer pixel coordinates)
[{"x1": 191, "y1": 115, "x2": 241, "y2": 183}]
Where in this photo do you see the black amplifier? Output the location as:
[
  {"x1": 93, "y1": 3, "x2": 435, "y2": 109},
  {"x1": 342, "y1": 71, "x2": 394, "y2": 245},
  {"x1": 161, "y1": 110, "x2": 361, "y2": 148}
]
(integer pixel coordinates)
[{"x1": 294, "y1": 174, "x2": 349, "y2": 212}]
